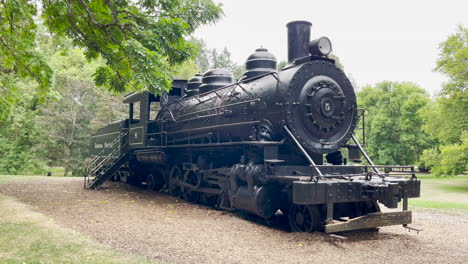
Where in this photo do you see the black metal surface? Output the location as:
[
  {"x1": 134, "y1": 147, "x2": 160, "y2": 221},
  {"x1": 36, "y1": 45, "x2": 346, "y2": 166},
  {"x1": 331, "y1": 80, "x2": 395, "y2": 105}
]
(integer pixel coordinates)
[
  {"x1": 287, "y1": 20, "x2": 312, "y2": 63},
  {"x1": 308, "y1": 37, "x2": 332, "y2": 56},
  {"x1": 292, "y1": 177, "x2": 420, "y2": 208},
  {"x1": 199, "y1": 69, "x2": 234, "y2": 93},
  {"x1": 285, "y1": 61, "x2": 358, "y2": 153},
  {"x1": 232, "y1": 185, "x2": 282, "y2": 218},
  {"x1": 135, "y1": 150, "x2": 166, "y2": 164},
  {"x1": 243, "y1": 48, "x2": 277, "y2": 79},
  {"x1": 187, "y1": 73, "x2": 203, "y2": 96}
]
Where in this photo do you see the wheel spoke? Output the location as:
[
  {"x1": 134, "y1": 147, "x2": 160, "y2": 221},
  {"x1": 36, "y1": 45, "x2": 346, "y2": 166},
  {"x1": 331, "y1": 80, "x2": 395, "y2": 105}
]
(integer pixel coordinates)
[{"x1": 289, "y1": 204, "x2": 321, "y2": 232}]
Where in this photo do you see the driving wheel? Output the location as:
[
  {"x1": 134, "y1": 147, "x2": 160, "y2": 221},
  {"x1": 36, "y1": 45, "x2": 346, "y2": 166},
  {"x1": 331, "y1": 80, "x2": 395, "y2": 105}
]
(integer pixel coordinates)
[{"x1": 169, "y1": 165, "x2": 182, "y2": 197}]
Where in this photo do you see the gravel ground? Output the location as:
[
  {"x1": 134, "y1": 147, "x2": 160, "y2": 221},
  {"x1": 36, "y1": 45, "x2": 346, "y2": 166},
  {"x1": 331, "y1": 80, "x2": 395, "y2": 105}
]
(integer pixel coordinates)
[{"x1": 1, "y1": 177, "x2": 467, "y2": 264}]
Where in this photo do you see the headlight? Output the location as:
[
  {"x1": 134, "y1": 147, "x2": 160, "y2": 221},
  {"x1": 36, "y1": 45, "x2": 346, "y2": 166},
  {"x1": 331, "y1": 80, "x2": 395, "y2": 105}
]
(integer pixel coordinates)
[{"x1": 309, "y1": 37, "x2": 332, "y2": 56}]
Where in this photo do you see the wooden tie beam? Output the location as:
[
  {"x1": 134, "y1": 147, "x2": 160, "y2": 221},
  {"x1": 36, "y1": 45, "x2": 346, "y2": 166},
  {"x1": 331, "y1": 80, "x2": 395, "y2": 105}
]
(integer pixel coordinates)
[{"x1": 325, "y1": 211, "x2": 412, "y2": 233}]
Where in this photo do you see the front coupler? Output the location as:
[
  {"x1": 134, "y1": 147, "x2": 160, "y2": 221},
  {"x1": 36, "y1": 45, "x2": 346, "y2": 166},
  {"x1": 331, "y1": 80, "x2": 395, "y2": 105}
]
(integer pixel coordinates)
[{"x1": 292, "y1": 176, "x2": 420, "y2": 233}]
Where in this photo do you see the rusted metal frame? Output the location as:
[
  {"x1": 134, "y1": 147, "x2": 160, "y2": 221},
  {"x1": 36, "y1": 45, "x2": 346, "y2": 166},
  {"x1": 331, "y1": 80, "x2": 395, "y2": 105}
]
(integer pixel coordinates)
[
  {"x1": 283, "y1": 125, "x2": 323, "y2": 179},
  {"x1": 165, "y1": 120, "x2": 260, "y2": 135},
  {"x1": 351, "y1": 134, "x2": 383, "y2": 177}
]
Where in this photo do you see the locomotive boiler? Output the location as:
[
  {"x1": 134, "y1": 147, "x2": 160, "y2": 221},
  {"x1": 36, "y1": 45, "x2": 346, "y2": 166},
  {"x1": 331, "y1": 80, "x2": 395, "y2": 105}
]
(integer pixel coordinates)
[{"x1": 86, "y1": 21, "x2": 420, "y2": 233}]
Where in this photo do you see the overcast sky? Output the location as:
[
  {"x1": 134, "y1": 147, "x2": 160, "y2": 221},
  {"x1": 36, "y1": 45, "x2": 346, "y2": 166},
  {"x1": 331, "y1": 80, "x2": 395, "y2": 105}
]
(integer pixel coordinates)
[{"x1": 194, "y1": 0, "x2": 467, "y2": 96}]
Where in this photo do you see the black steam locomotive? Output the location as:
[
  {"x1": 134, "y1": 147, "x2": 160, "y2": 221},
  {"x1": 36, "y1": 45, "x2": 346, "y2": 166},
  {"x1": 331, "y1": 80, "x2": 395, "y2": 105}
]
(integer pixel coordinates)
[{"x1": 86, "y1": 21, "x2": 420, "y2": 233}]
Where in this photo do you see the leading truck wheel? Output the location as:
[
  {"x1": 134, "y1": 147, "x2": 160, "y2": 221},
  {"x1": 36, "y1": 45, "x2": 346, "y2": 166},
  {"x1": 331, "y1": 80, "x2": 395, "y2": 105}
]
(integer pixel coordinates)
[{"x1": 288, "y1": 204, "x2": 322, "y2": 232}]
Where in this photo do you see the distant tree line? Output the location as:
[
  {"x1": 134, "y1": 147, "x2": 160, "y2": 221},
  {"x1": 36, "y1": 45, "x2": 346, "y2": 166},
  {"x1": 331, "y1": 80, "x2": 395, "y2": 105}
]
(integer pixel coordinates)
[{"x1": 358, "y1": 25, "x2": 467, "y2": 176}]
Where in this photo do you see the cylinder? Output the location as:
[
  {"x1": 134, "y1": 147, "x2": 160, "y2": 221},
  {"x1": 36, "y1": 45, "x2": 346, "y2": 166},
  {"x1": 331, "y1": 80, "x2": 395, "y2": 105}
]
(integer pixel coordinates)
[
  {"x1": 286, "y1": 20, "x2": 312, "y2": 63},
  {"x1": 233, "y1": 185, "x2": 281, "y2": 218}
]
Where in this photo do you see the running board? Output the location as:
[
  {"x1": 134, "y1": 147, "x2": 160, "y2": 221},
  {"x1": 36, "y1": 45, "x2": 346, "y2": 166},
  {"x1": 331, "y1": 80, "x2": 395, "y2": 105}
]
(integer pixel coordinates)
[{"x1": 325, "y1": 211, "x2": 412, "y2": 233}]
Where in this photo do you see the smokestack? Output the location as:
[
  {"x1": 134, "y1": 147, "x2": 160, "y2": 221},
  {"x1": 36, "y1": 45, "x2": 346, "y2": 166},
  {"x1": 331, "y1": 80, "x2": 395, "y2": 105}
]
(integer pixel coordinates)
[{"x1": 286, "y1": 21, "x2": 312, "y2": 63}]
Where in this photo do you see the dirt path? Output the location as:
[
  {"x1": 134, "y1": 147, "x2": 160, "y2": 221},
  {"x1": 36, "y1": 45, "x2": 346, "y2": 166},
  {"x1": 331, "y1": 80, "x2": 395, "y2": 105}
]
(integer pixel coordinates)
[{"x1": 1, "y1": 177, "x2": 467, "y2": 264}]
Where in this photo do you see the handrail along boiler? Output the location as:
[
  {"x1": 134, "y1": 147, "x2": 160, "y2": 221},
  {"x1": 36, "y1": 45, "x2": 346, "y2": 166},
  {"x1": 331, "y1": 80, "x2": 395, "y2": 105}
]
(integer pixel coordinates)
[{"x1": 87, "y1": 21, "x2": 421, "y2": 233}]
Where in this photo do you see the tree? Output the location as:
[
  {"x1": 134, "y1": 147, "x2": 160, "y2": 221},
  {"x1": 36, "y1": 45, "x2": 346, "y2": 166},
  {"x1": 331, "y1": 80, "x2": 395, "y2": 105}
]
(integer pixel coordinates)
[
  {"x1": 420, "y1": 25, "x2": 467, "y2": 175},
  {"x1": 37, "y1": 77, "x2": 98, "y2": 176},
  {"x1": 0, "y1": 0, "x2": 223, "y2": 121},
  {"x1": 435, "y1": 25, "x2": 467, "y2": 94},
  {"x1": 277, "y1": 60, "x2": 287, "y2": 71},
  {"x1": 36, "y1": 47, "x2": 128, "y2": 175},
  {"x1": 0, "y1": 71, "x2": 52, "y2": 174},
  {"x1": 358, "y1": 81, "x2": 432, "y2": 165},
  {"x1": 91, "y1": 89, "x2": 128, "y2": 131},
  {"x1": 174, "y1": 60, "x2": 200, "y2": 79},
  {"x1": 182, "y1": 38, "x2": 245, "y2": 80}
]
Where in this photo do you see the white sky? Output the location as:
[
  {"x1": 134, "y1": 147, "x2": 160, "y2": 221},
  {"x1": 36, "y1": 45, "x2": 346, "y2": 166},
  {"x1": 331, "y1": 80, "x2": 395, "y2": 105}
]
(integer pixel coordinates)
[{"x1": 194, "y1": 0, "x2": 468, "y2": 96}]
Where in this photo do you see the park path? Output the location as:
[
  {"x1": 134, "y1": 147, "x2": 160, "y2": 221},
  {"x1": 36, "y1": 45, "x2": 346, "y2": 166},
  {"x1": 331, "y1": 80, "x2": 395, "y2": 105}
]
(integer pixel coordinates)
[{"x1": 1, "y1": 177, "x2": 467, "y2": 264}]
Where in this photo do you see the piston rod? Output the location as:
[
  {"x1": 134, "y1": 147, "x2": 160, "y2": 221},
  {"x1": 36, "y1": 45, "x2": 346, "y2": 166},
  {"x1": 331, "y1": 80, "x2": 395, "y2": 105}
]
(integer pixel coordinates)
[{"x1": 284, "y1": 126, "x2": 323, "y2": 177}]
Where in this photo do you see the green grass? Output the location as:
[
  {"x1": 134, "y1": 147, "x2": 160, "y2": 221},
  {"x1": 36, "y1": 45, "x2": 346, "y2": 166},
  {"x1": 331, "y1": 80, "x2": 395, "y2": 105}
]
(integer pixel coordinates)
[
  {"x1": 0, "y1": 167, "x2": 80, "y2": 181},
  {"x1": 416, "y1": 173, "x2": 467, "y2": 179},
  {"x1": 0, "y1": 175, "x2": 40, "y2": 184},
  {"x1": 49, "y1": 167, "x2": 66, "y2": 176},
  {"x1": 408, "y1": 174, "x2": 468, "y2": 212},
  {"x1": 0, "y1": 194, "x2": 155, "y2": 264},
  {"x1": 409, "y1": 200, "x2": 468, "y2": 210},
  {"x1": 437, "y1": 184, "x2": 468, "y2": 193}
]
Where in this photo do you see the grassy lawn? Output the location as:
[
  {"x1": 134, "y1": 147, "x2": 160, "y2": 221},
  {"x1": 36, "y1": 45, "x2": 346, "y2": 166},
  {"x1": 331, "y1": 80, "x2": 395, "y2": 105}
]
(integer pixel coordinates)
[
  {"x1": 0, "y1": 193, "x2": 155, "y2": 264},
  {"x1": 0, "y1": 175, "x2": 43, "y2": 184},
  {"x1": 409, "y1": 174, "x2": 468, "y2": 211}
]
